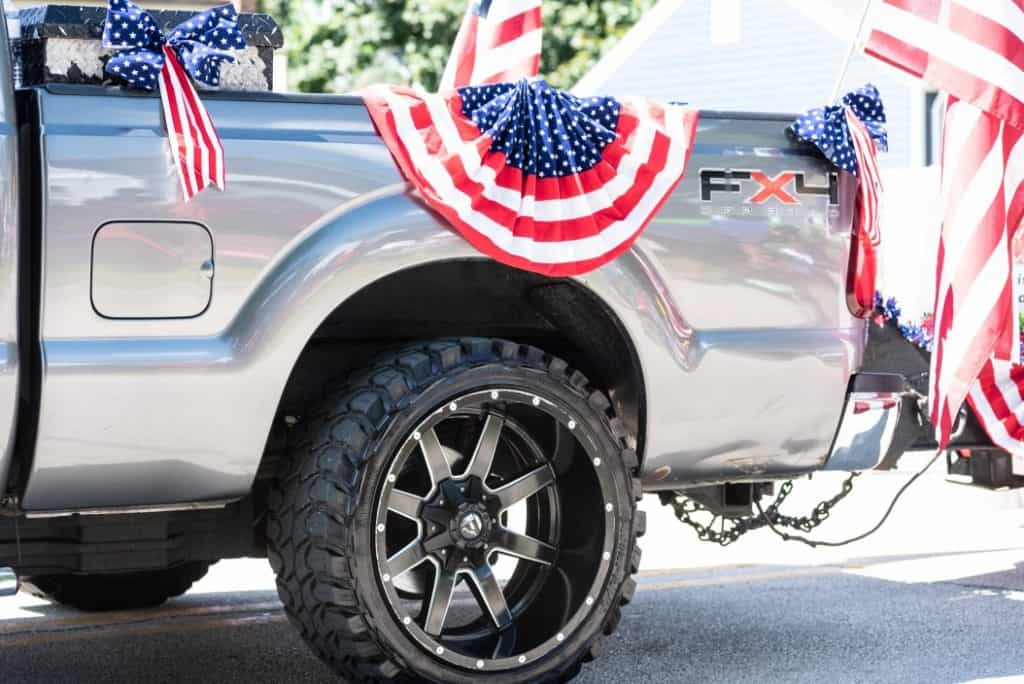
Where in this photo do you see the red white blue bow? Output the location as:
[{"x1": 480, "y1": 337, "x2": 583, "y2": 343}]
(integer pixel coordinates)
[
  {"x1": 103, "y1": 0, "x2": 247, "y2": 201},
  {"x1": 790, "y1": 85, "x2": 887, "y2": 318}
]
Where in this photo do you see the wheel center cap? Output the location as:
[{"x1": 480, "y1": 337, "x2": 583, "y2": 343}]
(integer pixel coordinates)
[{"x1": 458, "y1": 511, "x2": 484, "y2": 540}]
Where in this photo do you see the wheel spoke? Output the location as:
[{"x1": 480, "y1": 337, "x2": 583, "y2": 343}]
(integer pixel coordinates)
[
  {"x1": 419, "y1": 428, "x2": 452, "y2": 487},
  {"x1": 424, "y1": 568, "x2": 457, "y2": 636},
  {"x1": 492, "y1": 624, "x2": 517, "y2": 659},
  {"x1": 492, "y1": 528, "x2": 557, "y2": 566},
  {"x1": 387, "y1": 488, "x2": 422, "y2": 520},
  {"x1": 490, "y1": 465, "x2": 555, "y2": 510},
  {"x1": 387, "y1": 540, "x2": 426, "y2": 577},
  {"x1": 467, "y1": 563, "x2": 512, "y2": 630},
  {"x1": 465, "y1": 413, "x2": 504, "y2": 482}
]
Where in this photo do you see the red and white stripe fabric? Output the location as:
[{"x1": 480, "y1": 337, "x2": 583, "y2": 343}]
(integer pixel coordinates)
[
  {"x1": 968, "y1": 359, "x2": 1024, "y2": 455},
  {"x1": 864, "y1": 0, "x2": 1024, "y2": 447},
  {"x1": 362, "y1": 85, "x2": 699, "y2": 276},
  {"x1": 845, "y1": 108, "x2": 884, "y2": 317},
  {"x1": 864, "y1": 0, "x2": 1024, "y2": 130},
  {"x1": 440, "y1": 0, "x2": 542, "y2": 90},
  {"x1": 929, "y1": 97, "x2": 1024, "y2": 444},
  {"x1": 158, "y1": 45, "x2": 226, "y2": 202}
]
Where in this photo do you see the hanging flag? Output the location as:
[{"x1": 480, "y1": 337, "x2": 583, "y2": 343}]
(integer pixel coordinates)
[
  {"x1": 862, "y1": 0, "x2": 1024, "y2": 446},
  {"x1": 968, "y1": 359, "x2": 1024, "y2": 457},
  {"x1": 362, "y1": 79, "x2": 699, "y2": 276},
  {"x1": 789, "y1": 85, "x2": 887, "y2": 317},
  {"x1": 103, "y1": 0, "x2": 247, "y2": 201},
  {"x1": 440, "y1": 0, "x2": 542, "y2": 90}
]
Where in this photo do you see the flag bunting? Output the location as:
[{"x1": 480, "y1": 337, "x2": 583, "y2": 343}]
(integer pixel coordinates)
[{"x1": 362, "y1": 79, "x2": 699, "y2": 276}]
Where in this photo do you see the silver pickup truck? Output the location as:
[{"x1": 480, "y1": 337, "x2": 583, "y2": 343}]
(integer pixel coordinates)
[{"x1": 0, "y1": 15, "x2": 994, "y2": 684}]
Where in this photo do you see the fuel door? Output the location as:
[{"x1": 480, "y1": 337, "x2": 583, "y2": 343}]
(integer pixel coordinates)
[{"x1": 91, "y1": 221, "x2": 214, "y2": 319}]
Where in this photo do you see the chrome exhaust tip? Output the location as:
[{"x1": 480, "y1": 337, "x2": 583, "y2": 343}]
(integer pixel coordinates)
[{"x1": 0, "y1": 567, "x2": 18, "y2": 597}]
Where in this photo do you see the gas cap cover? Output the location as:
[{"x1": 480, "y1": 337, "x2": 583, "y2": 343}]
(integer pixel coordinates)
[{"x1": 91, "y1": 221, "x2": 214, "y2": 319}]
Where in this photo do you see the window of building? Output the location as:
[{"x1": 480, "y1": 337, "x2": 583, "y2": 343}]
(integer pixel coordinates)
[{"x1": 924, "y1": 90, "x2": 943, "y2": 166}]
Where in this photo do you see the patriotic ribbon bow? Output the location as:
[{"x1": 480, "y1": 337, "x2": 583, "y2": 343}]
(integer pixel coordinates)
[
  {"x1": 788, "y1": 83, "x2": 887, "y2": 176},
  {"x1": 103, "y1": 0, "x2": 247, "y2": 200},
  {"x1": 789, "y1": 84, "x2": 887, "y2": 319}
]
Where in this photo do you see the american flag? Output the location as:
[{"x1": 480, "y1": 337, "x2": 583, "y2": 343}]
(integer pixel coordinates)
[
  {"x1": 789, "y1": 85, "x2": 886, "y2": 317},
  {"x1": 864, "y1": 0, "x2": 1024, "y2": 446},
  {"x1": 103, "y1": 0, "x2": 245, "y2": 201},
  {"x1": 440, "y1": 0, "x2": 543, "y2": 90},
  {"x1": 968, "y1": 359, "x2": 1024, "y2": 453},
  {"x1": 362, "y1": 79, "x2": 699, "y2": 275}
]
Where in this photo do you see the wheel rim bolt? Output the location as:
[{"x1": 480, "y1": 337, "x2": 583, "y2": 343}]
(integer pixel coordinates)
[
  {"x1": 436, "y1": 646, "x2": 445, "y2": 655},
  {"x1": 382, "y1": 574, "x2": 390, "y2": 583},
  {"x1": 603, "y1": 551, "x2": 611, "y2": 561},
  {"x1": 586, "y1": 596, "x2": 594, "y2": 606},
  {"x1": 449, "y1": 402, "x2": 458, "y2": 411},
  {"x1": 413, "y1": 431, "x2": 421, "y2": 441},
  {"x1": 568, "y1": 420, "x2": 576, "y2": 430},
  {"x1": 490, "y1": 391, "x2": 499, "y2": 400},
  {"x1": 376, "y1": 524, "x2": 385, "y2": 533},
  {"x1": 518, "y1": 656, "x2": 527, "y2": 664},
  {"x1": 532, "y1": 397, "x2": 540, "y2": 406},
  {"x1": 556, "y1": 632, "x2": 565, "y2": 642},
  {"x1": 403, "y1": 617, "x2": 411, "y2": 625},
  {"x1": 593, "y1": 457, "x2": 601, "y2": 466},
  {"x1": 605, "y1": 503, "x2": 613, "y2": 512},
  {"x1": 477, "y1": 660, "x2": 485, "y2": 669}
]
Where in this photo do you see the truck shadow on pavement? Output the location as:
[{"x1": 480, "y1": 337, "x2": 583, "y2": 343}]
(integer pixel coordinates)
[{"x1": 1, "y1": 550, "x2": 1023, "y2": 683}]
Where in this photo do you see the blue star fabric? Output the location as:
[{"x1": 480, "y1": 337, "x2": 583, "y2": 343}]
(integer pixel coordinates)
[
  {"x1": 103, "y1": 0, "x2": 247, "y2": 91},
  {"x1": 459, "y1": 79, "x2": 621, "y2": 178},
  {"x1": 788, "y1": 83, "x2": 887, "y2": 176}
]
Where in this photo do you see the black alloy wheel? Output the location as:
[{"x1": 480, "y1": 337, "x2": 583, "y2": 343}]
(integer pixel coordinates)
[{"x1": 268, "y1": 339, "x2": 644, "y2": 684}]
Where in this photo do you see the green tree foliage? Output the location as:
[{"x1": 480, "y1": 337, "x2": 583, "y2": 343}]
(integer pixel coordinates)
[{"x1": 260, "y1": 0, "x2": 656, "y2": 93}]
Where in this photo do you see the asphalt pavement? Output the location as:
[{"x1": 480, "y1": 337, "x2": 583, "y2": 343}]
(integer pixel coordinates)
[{"x1": 3, "y1": 455, "x2": 1024, "y2": 683}]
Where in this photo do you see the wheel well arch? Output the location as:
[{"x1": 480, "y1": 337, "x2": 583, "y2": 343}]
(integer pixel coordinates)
[{"x1": 264, "y1": 259, "x2": 646, "y2": 476}]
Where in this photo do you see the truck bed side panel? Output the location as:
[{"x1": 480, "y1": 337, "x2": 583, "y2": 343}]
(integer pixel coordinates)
[{"x1": 21, "y1": 89, "x2": 859, "y2": 509}]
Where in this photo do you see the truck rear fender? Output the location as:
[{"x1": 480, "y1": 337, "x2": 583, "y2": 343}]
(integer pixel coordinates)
[{"x1": 236, "y1": 186, "x2": 648, "y2": 478}]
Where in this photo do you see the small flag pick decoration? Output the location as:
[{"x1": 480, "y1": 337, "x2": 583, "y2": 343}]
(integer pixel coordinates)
[{"x1": 103, "y1": 0, "x2": 247, "y2": 201}]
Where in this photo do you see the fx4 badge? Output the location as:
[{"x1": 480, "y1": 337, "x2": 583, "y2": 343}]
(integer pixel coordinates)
[{"x1": 700, "y1": 169, "x2": 839, "y2": 205}]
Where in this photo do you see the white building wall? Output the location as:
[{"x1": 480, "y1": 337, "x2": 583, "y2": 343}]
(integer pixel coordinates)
[{"x1": 578, "y1": 0, "x2": 918, "y2": 168}]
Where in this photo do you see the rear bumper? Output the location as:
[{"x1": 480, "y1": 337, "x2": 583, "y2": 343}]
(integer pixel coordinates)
[{"x1": 824, "y1": 373, "x2": 920, "y2": 471}]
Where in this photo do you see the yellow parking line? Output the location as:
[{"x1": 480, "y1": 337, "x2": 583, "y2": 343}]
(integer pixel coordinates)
[
  {"x1": 637, "y1": 566, "x2": 842, "y2": 592},
  {"x1": 0, "y1": 611, "x2": 286, "y2": 647},
  {"x1": 0, "y1": 600, "x2": 282, "y2": 635}
]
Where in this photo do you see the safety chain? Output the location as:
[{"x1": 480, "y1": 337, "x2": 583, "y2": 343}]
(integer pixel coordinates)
[{"x1": 664, "y1": 473, "x2": 861, "y2": 546}]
